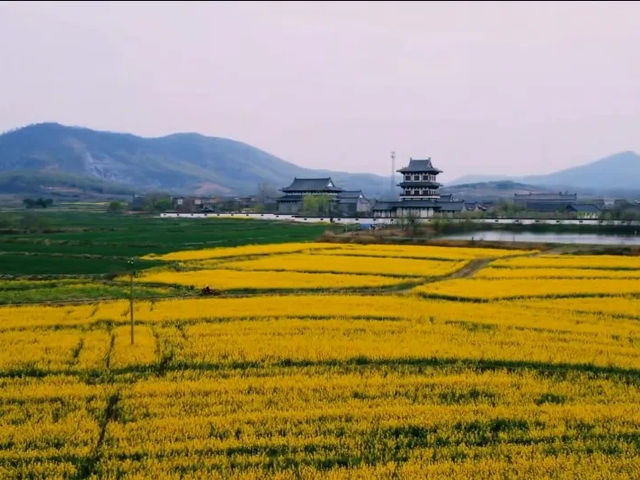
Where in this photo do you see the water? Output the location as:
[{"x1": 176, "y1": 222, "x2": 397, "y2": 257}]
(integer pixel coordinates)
[{"x1": 440, "y1": 230, "x2": 640, "y2": 245}]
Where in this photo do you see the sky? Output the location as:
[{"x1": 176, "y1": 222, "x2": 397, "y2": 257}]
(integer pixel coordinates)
[{"x1": 1, "y1": 1, "x2": 639, "y2": 182}]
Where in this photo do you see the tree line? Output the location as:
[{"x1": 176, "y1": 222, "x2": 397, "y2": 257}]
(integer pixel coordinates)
[{"x1": 23, "y1": 198, "x2": 53, "y2": 208}]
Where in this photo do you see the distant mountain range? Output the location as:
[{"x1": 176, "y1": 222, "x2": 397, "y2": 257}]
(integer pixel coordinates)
[
  {"x1": 0, "y1": 123, "x2": 391, "y2": 197},
  {"x1": 449, "y1": 151, "x2": 640, "y2": 196},
  {"x1": 1, "y1": 123, "x2": 638, "y2": 200}
]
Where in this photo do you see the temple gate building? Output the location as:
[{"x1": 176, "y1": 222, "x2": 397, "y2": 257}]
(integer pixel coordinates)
[
  {"x1": 277, "y1": 177, "x2": 371, "y2": 215},
  {"x1": 373, "y1": 157, "x2": 464, "y2": 218}
]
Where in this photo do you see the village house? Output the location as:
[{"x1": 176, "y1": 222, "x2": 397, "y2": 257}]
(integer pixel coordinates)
[{"x1": 172, "y1": 196, "x2": 218, "y2": 212}]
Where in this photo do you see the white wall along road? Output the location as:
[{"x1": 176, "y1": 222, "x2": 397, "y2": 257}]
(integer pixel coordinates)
[{"x1": 159, "y1": 212, "x2": 640, "y2": 227}]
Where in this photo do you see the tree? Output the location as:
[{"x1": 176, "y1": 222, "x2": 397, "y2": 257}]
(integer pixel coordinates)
[
  {"x1": 141, "y1": 193, "x2": 172, "y2": 212},
  {"x1": 430, "y1": 216, "x2": 452, "y2": 235},
  {"x1": 492, "y1": 200, "x2": 525, "y2": 217},
  {"x1": 107, "y1": 201, "x2": 126, "y2": 214},
  {"x1": 301, "y1": 194, "x2": 334, "y2": 216},
  {"x1": 23, "y1": 198, "x2": 53, "y2": 209},
  {"x1": 397, "y1": 211, "x2": 421, "y2": 236}
]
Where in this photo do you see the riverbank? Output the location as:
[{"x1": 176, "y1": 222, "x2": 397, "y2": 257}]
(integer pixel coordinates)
[{"x1": 320, "y1": 229, "x2": 640, "y2": 255}]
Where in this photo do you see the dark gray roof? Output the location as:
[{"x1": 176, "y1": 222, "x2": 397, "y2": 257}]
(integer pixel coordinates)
[
  {"x1": 397, "y1": 181, "x2": 441, "y2": 188},
  {"x1": 523, "y1": 202, "x2": 573, "y2": 212},
  {"x1": 337, "y1": 190, "x2": 365, "y2": 200},
  {"x1": 281, "y1": 177, "x2": 343, "y2": 193},
  {"x1": 436, "y1": 201, "x2": 465, "y2": 212},
  {"x1": 373, "y1": 199, "x2": 464, "y2": 211},
  {"x1": 514, "y1": 192, "x2": 577, "y2": 200},
  {"x1": 277, "y1": 194, "x2": 304, "y2": 202},
  {"x1": 464, "y1": 202, "x2": 487, "y2": 211},
  {"x1": 372, "y1": 201, "x2": 398, "y2": 211},
  {"x1": 397, "y1": 158, "x2": 442, "y2": 174},
  {"x1": 397, "y1": 201, "x2": 442, "y2": 207},
  {"x1": 567, "y1": 203, "x2": 601, "y2": 213}
]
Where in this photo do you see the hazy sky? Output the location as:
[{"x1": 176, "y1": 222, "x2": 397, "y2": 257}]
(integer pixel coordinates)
[{"x1": 1, "y1": 1, "x2": 639, "y2": 181}]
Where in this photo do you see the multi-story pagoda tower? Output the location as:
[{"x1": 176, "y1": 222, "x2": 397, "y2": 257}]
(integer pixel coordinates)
[{"x1": 397, "y1": 157, "x2": 442, "y2": 200}]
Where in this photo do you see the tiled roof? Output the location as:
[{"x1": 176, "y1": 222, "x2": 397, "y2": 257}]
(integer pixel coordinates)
[
  {"x1": 397, "y1": 181, "x2": 441, "y2": 188},
  {"x1": 514, "y1": 192, "x2": 577, "y2": 200},
  {"x1": 281, "y1": 177, "x2": 343, "y2": 193},
  {"x1": 436, "y1": 201, "x2": 465, "y2": 212},
  {"x1": 567, "y1": 204, "x2": 601, "y2": 213},
  {"x1": 373, "y1": 199, "x2": 464, "y2": 211},
  {"x1": 523, "y1": 202, "x2": 573, "y2": 212},
  {"x1": 337, "y1": 190, "x2": 365, "y2": 200},
  {"x1": 277, "y1": 194, "x2": 304, "y2": 202},
  {"x1": 397, "y1": 158, "x2": 442, "y2": 174}
]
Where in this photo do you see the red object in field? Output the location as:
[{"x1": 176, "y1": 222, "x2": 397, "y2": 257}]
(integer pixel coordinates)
[{"x1": 200, "y1": 285, "x2": 220, "y2": 296}]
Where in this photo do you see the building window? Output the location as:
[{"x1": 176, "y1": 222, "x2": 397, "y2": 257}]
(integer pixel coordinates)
[
  {"x1": 422, "y1": 175, "x2": 428, "y2": 181},
  {"x1": 413, "y1": 175, "x2": 419, "y2": 181},
  {"x1": 414, "y1": 190, "x2": 420, "y2": 195},
  {"x1": 405, "y1": 175, "x2": 410, "y2": 181}
]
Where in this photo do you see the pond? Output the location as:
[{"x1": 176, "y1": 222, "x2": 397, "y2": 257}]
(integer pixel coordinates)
[{"x1": 439, "y1": 230, "x2": 640, "y2": 245}]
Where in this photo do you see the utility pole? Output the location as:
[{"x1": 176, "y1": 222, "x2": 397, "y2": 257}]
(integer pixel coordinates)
[
  {"x1": 390, "y1": 151, "x2": 396, "y2": 197},
  {"x1": 128, "y1": 258, "x2": 135, "y2": 345}
]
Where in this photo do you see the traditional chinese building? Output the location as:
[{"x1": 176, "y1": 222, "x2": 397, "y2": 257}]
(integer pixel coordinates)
[
  {"x1": 277, "y1": 177, "x2": 371, "y2": 215},
  {"x1": 373, "y1": 157, "x2": 464, "y2": 218},
  {"x1": 336, "y1": 190, "x2": 373, "y2": 216},
  {"x1": 513, "y1": 192, "x2": 578, "y2": 211},
  {"x1": 398, "y1": 158, "x2": 442, "y2": 200}
]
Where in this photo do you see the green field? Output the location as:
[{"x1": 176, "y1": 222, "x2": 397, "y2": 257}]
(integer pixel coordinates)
[
  {"x1": 0, "y1": 211, "x2": 331, "y2": 303},
  {"x1": 0, "y1": 211, "x2": 328, "y2": 276}
]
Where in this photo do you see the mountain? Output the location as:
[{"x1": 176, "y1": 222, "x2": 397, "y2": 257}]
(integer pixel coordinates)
[
  {"x1": 449, "y1": 151, "x2": 640, "y2": 195},
  {"x1": 446, "y1": 174, "x2": 512, "y2": 185},
  {"x1": 0, "y1": 123, "x2": 390, "y2": 197},
  {"x1": 520, "y1": 151, "x2": 640, "y2": 191}
]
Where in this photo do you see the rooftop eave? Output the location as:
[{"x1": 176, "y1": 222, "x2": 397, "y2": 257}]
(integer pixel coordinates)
[
  {"x1": 397, "y1": 167, "x2": 442, "y2": 174},
  {"x1": 281, "y1": 187, "x2": 342, "y2": 193},
  {"x1": 397, "y1": 181, "x2": 442, "y2": 188}
]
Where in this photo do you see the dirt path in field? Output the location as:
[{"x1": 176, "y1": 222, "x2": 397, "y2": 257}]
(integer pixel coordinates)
[
  {"x1": 440, "y1": 247, "x2": 545, "y2": 282},
  {"x1": 403, "y1": 247, "x2": 542, "y2": 293},
  {"x1": 392, "y1": 257, "x2": 496, "y2": 294},
  {"x1": 447, "y1": 258, "x2": 494, "y2": 279}
]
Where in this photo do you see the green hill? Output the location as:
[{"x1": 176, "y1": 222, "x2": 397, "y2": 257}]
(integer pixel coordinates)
[{"x1": 0, "y1": 123, "x2": 389, "y2": 196}]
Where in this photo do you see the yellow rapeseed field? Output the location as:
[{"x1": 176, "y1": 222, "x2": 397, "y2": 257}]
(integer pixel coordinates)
[
  {"x1": 222, "y1": 253, "x2": 468, "y2": 277},
  {"x1": 135, "y1": 268, "x2": 415, "y2": 290},
  {"x1": 313, "y1": 243, "x2": 533, "y2": 260},
  {"x1": 492, "y1": 253, "x2": 640, "y2": 270},
  {"x1": 415, "y1": 277, "x2": 640, "y2": 299},
  {"x1": 144, "y1": 242, "x2": 338, "y2": 261},
  {"x1": 4, "y1": 242, "x2": 640, "y2": 479},
  {"x1": 475, "y1": 266, "x2": 640, "y2": 278}
]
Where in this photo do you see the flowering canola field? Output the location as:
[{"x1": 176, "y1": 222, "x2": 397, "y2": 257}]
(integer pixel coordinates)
[
  {"x1": 4, "y1": 242, "x2": 640, "y2": 479},
  {"x1": 135, "y1": 269, "x2": 416, "y2": 290}
]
